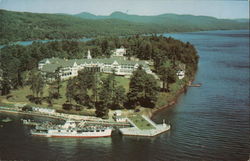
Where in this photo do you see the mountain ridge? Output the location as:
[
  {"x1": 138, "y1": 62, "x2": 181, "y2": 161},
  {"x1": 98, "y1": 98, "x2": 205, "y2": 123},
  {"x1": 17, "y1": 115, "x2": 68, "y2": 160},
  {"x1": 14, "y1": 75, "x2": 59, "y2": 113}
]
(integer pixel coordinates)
[
  {"x1": 0, "y1": 9, "x2": 248, "y2": 45},
  {"x1": 74, "y1": 11, "x2": 242, "y2": 21}
]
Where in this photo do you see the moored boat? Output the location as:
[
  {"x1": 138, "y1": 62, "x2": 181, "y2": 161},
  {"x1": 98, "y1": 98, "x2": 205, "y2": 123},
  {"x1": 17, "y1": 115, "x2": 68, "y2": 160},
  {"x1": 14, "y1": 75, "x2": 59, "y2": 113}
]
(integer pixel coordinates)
[{"x1": 31, "y1": 120, "x2": 112, "y2": 138}]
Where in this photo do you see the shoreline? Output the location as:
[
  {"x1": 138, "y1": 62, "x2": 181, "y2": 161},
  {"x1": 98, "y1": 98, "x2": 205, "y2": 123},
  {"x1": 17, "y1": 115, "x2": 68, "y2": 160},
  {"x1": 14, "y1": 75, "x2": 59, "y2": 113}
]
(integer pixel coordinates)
[
  {"x1": 151, "y1": 87, "x2": 186, "y2": 118},
  {"x1": 1, "y1": 29, "x2": 247, "y2": 47},
  {"x1": 149, "y1": 79, "x2": 193, "y2": 119},
  {"x1": 0, "y1": 109, "x2": 64, "y2": 120},
  {"x1": 0, "y1": 81, "x2": 192, "y2": 120}
]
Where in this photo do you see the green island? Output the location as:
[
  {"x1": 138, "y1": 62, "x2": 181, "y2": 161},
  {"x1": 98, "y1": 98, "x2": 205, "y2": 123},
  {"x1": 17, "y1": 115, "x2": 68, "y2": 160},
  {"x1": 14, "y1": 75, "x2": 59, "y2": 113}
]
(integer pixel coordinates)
[{"x1": 0, "y1": 35, "x2": 198, "y2": 119}]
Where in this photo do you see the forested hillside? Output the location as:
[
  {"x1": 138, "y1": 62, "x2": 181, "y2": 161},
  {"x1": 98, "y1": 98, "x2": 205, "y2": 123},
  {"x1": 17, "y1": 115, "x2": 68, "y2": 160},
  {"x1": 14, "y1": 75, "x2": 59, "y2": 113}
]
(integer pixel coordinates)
[
  {"x1": 75, "y1": 11, "x2": 249, "y2": 32},
  {"x1": 76, "y1": 11, "x2": 248, "y2": 30},
  {"x1": 0, "y1": 10, "x2": 156, "y2": 44},
  {"x1": 1, "y1": 9, "x2": 248, "y2": 45}
]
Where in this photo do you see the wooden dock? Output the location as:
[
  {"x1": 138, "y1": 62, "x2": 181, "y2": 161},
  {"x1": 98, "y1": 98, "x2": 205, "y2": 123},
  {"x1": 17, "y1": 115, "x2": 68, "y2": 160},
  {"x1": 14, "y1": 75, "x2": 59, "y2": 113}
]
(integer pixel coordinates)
[{"x1": 188, "y1": 83, "x2": 202, "y2": 87}]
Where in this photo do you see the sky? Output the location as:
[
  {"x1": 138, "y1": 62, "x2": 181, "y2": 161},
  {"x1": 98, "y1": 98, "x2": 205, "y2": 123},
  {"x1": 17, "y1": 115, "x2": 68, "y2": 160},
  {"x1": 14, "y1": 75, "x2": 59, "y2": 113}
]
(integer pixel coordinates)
[{"x1": 0, "y1": 0, "x2": 249, "y2": 19}]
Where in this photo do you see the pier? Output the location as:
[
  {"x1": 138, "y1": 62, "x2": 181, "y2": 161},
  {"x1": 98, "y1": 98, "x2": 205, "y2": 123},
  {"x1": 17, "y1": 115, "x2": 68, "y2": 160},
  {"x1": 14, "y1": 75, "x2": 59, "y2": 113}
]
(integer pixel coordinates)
[
  {"x1": 1, "y1": 106, "x2": 170, "y2": 137},
  {"x1": 188, "y1": 83, "x2": 202, "y2": 87},
  {"x1": 119, "y1": 115, "x2": 170, "y2": 137}
]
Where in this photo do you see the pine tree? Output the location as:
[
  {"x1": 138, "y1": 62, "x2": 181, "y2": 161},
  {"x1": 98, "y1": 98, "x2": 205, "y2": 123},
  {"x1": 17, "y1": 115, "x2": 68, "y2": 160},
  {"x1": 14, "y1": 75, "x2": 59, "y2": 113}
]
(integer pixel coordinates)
[
  {"x1": 158, "y1": 60, "x2": 177, "y2": 92},
  {"x1": 127, "y1": 66, "x2": 159, "y2": 108},
  {"x1": 29, "y1": 70, "x2": 44, "y2": 98}
]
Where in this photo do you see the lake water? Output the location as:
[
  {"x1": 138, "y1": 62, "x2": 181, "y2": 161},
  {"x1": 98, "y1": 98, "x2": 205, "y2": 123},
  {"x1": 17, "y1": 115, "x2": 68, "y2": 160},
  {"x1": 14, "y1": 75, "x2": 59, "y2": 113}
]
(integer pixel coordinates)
[
  {"x1": 0, "y1": 30, "x2": 249, "y2": 161},
  {"x1": 0, "y1": 37, "x2": 92, "y2": 49}
]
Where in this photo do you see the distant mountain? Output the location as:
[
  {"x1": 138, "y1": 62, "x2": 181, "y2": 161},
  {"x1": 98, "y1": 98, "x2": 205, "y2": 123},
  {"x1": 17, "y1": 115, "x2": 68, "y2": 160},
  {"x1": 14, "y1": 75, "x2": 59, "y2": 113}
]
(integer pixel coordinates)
[
  {"x1": 0, "y1": 9, "x2": 248, "y2": 45},
  {"x1": 74, "y1": 11, "x2": 249, "y2": 31},
  {"x1": 233, "y1": 18, "x2": 249, "y2": 23},
  {"x1": 74, "y1": 12, "x2": 106, "y2": 19}
]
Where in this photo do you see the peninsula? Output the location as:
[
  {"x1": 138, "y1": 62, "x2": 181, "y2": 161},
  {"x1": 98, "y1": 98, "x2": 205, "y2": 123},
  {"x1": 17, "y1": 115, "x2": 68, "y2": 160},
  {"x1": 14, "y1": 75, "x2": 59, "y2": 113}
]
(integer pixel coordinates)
[{"x1": 0, "y1": 35, "x2": 198, "y2": 119}]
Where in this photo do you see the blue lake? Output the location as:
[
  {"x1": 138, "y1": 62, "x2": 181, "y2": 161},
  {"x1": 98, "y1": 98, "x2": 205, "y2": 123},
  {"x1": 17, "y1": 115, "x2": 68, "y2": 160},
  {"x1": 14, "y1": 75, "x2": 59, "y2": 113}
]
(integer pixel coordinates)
[
  {"x1": 0, "y1": 37, "x2": 92, "y2": 49},
  {"x1": 0, "y1": 30, "x2": 249, "y2": 161}
]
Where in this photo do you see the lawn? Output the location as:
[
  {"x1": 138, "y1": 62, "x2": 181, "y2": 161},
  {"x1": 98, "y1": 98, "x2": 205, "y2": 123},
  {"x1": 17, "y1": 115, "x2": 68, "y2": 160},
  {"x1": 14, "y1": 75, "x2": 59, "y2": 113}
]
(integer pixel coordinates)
[
  {"x1": 0, "y1": 81, "x2": 69, "y2": 109},
  {"x1": 155, "y1": 79, "x2": 184, "y2": 107},
  {"x1": 100, "y1": 73, "x2": 130, "y2": 92},
  {"x1": 128, "y1": 115, "x2": 155, "y2": 130},
  {"x1": 0, "y1": 72, "x2": 186, "y2": 116},
  {"x1": 115, "y1": 75, "x2": 130, "y2": 92},
  {"x1": 0, "y1": 75, "x2": 130, "y2": 111}
]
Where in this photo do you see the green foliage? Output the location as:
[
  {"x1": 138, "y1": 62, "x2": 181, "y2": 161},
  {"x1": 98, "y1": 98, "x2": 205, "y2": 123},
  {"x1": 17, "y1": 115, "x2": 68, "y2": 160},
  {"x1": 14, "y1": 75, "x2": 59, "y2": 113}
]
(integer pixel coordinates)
[
  {"x1": 29, "y1": 70, "x2": 45, "y2": 98},
  {"x1": 65, "y1": 70, "x2": 98, "y2": 108},
  {"x1": 127, "y1": 66, "x2": 159, "y2": 108},
  {"x1": 99, "y1": 73, "x2": 116, "y2": 106},
  {"x1": 77, "y1": 70, "x2": 96, "y2": 89},
  {"x1": 1, "y1": 34, "x2": 199, "y2": 112},
  {"x1": 98, "y1": 72, "x2": 126, "y2": 109},
  {"x1": 113, "y1": 86, "x2": 126, "y2": 109},
  {"x1": 48, "y1": 68, "x2": 62, "y2": 100},
  {"x1": 0, "y1": 10, "x2": 152, "y2": 44},
  {"x1": 158, "y1": 60, "x2": 177, "y2": 92},
  {"x1": 0, "y1": 46, "x2": 23, "y2": 94},
  {"x1": 1, "y1": 9, "x2": 248, "y2": 45},
  {"x1": 22, "y1": 105, "x2": 33, "y2": 111}
]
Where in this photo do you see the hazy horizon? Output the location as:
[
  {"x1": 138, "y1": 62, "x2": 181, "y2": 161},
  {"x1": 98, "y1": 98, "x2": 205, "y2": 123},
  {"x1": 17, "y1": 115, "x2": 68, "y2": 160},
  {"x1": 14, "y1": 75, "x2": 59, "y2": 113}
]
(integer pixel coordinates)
[
  {"x1": 0, "y1": 0, "x2": 249, "y2": 19},
  {"x1": 2, "y1": 8, "x2": 250, "y2": 20}
]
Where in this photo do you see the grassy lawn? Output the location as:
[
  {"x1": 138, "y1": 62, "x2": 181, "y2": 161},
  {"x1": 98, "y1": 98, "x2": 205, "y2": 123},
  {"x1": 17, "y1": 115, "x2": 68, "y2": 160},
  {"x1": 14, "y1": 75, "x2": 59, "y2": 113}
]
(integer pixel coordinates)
[
  {"x1": 0, "y1": 74, "x2": 129, "y2": 113},
  {"x1": 115, "y1": 75, "x2": 130, "y2": 92},
  {"x1": 128, "y1": 115, "x2": 155, "y2": 130},
  {"x1": 0, "y1": 72, "x2": 187, "y2": 117},
  {"x1": 0, "y1": 81, "x2": 68, "y2": 109},
  {"x1": 155, "y1": 79, "x2": 184, "y2": 107},
  {"x1": 0, "y1": 74, "x2": 129, "y2": 107},
  {"x1": 0, "y1": 86, "x2": 51, "y2": 108},
  {"x1": 1, "y1": 75, "x2": 182, "y2": 109},
  {"x1": 0, "y1": 81, "x2": 96, "y2": 116},
  {"x1": 100, "y1": 73, "x2": 130, "y2": 92}
]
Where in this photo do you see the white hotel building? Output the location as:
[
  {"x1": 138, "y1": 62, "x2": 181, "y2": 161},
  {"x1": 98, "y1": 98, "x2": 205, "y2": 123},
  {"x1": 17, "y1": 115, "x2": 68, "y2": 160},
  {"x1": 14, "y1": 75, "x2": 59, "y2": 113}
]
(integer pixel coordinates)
[{"x1": 38, "y1": 47, "x2": 154, "y2": 80}]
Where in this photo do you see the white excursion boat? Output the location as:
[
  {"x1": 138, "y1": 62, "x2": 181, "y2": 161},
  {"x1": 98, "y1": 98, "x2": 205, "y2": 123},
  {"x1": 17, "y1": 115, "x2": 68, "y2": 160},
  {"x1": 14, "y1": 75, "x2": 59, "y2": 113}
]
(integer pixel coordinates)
[{"x1": 31, "y1": 120, "x2": 112, "y2": 138}]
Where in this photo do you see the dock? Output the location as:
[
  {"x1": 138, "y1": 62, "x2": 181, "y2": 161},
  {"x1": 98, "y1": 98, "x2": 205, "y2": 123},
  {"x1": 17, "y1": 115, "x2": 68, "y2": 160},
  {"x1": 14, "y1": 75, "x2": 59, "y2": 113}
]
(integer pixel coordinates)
[
  {"x1": 119, "y1": 115, "x2": 170, "y2": 137},
  {"x1": 83, "y1": 120, "x2": 130, "y2": 128},
  {"x1": 188, "y1": 83, "x2": 202, "y2": 87},
  {"x1": 1, "y1": 106, "x2": 170, "y2": 137}
]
